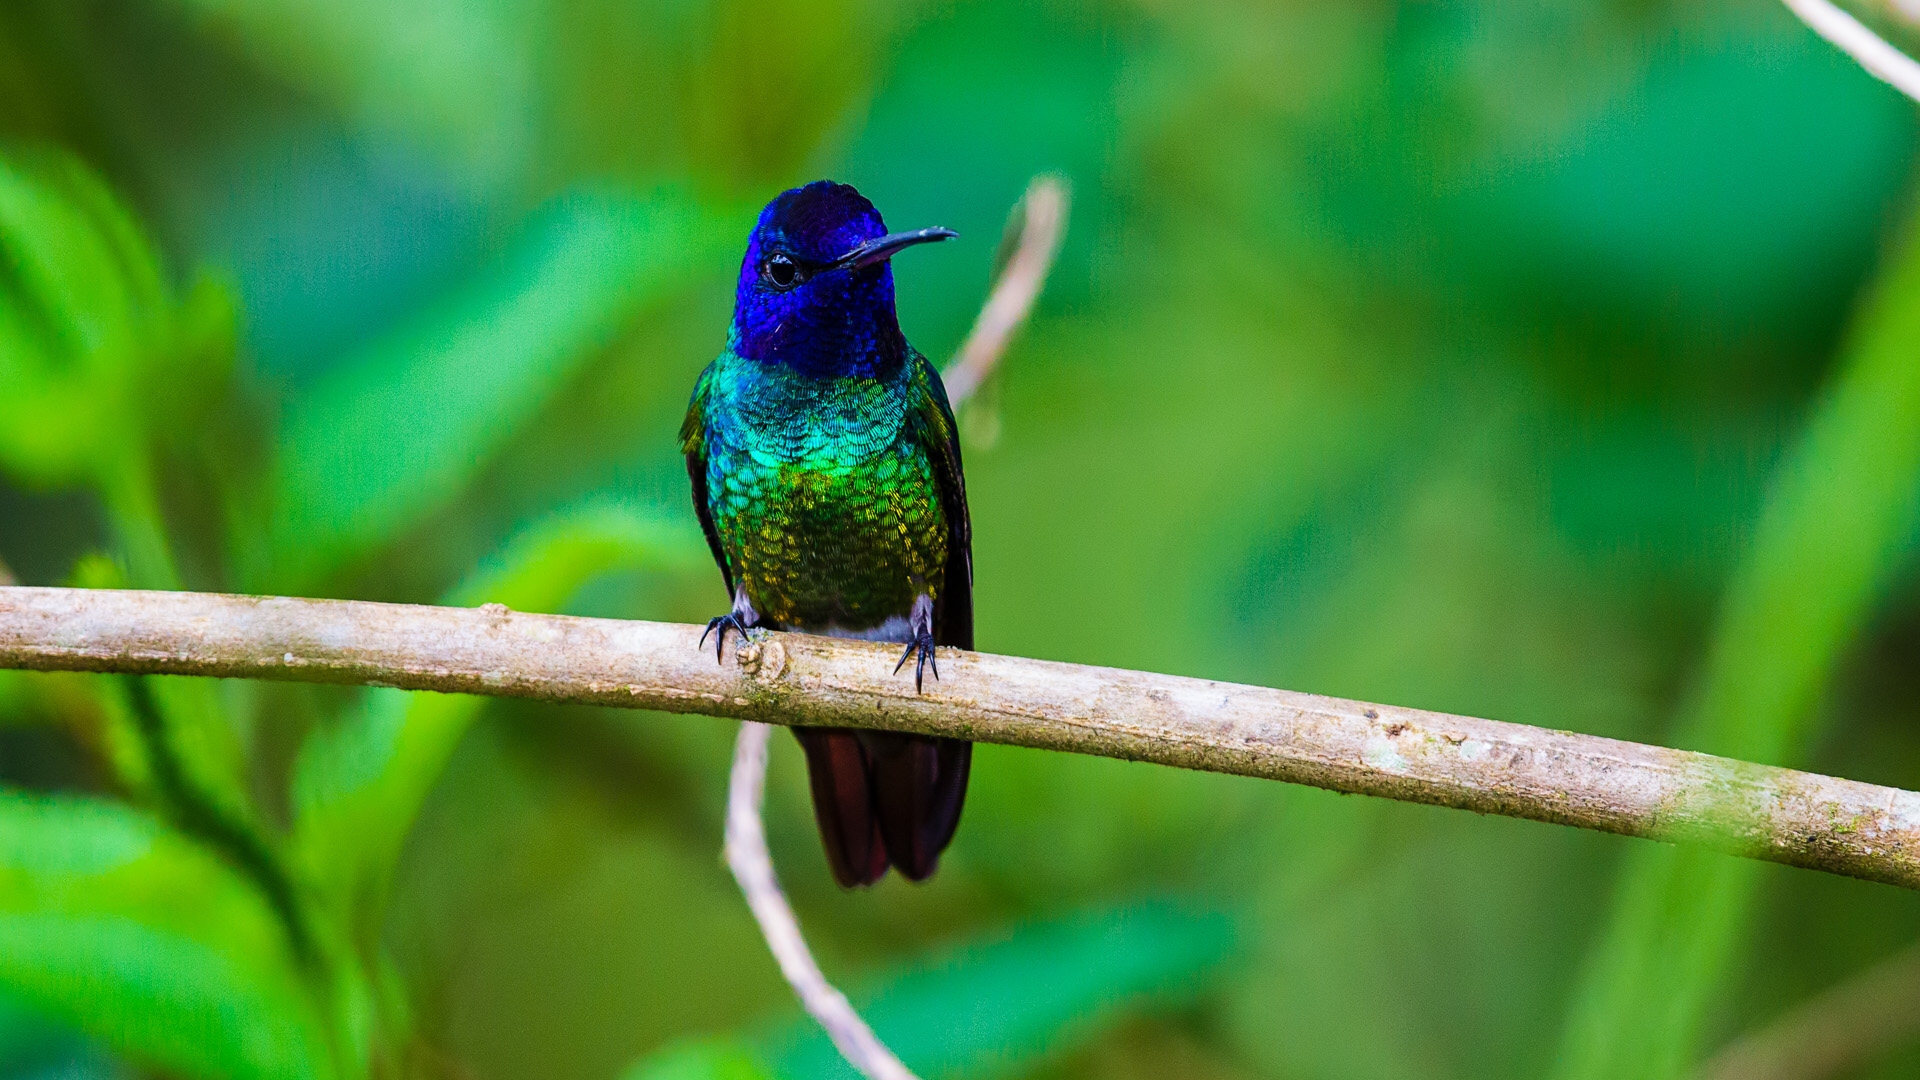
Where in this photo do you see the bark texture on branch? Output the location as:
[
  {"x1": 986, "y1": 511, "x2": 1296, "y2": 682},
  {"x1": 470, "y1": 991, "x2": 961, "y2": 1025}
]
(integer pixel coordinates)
[{"x1": 4, "y1": 584, "x2": 1919, "y2": 890}]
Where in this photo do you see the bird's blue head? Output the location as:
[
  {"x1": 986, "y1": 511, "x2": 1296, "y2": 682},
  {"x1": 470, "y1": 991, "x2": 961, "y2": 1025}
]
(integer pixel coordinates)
[{"x1": 729, "y1": 181, "x2": 955, "y2": 379}]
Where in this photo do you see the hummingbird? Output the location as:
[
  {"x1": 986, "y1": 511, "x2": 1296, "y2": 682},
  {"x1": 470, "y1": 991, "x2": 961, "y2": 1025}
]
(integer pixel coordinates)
[{"x1": 681, "y1": 181, "x2": 972, "y2": 887}]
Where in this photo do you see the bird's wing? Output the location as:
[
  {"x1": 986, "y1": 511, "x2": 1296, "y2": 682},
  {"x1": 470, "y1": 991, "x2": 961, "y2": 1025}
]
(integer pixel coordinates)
[
  {"x1": 911, "y1": 349, "x2": 972, "y2": 651},
  {"x1": 680, "y1": 363, "x2": 734, "y2": 597}
]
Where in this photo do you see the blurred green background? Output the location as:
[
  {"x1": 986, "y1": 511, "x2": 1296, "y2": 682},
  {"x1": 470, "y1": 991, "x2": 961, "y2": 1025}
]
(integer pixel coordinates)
[{"x1": 5, "y1": 0, "x2": 1920, "y2": 1077}]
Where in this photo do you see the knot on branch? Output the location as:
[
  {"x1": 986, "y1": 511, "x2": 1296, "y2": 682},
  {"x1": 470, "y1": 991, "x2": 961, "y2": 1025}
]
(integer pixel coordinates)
[{"x1": 737, "y1": 636, "x2": 787, "y2": 685}]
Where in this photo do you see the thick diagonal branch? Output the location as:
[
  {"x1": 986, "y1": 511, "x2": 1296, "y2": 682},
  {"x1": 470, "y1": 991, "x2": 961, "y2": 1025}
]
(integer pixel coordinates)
[{"x1": 4, "y1": 585, "x2": 1919, "y2": 891}]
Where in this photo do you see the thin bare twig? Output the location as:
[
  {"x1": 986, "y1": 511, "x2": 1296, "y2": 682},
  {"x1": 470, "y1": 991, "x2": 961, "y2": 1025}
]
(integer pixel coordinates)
[
  {"x1": 940, "y1": 176, "x2": 1069, "y2": 405},
  {"x1": 3, "y1": 587, "x2": 1920, "y2": 890},
  {"x1": 718, "y1": 177, "x2": 1070, "y2": 1080},
  {"x1": 724, "y1": 722, "x2": 914, "y2": 1080},
  {"x1": 1696, "y1": 939, "x2": 1920, "y2": 1080},
  {"x1": 1781, "y1": 0, "x2": 1920, "y2": 101}
]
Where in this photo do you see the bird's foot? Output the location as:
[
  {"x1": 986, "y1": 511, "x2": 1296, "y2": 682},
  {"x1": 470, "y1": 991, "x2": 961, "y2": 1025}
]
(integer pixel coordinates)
[
  {"x1": 700, "y1": 612, "x2": 755, "y2": 663},
  {"x1": 700, "y1": 587, "x2": 762, "y2": 663},
  {"x1": 893, "y1": 628, "x2": 939, "y2": 693}
]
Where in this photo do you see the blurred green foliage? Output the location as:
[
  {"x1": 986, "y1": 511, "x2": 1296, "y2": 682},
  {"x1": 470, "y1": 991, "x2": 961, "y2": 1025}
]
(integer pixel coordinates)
[{"x1": 4, "y1": 0, "x2": 1920, "y2": 1078}]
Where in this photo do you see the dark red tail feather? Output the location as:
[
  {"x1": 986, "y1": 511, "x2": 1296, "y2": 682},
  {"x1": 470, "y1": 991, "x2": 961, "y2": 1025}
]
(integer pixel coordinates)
[
  {"x1": 793, "y1": 728, "x2": 887, "y2": 887},
  {"x1": 921, "y1": 738, "x2": 970, "y2": 860},
  {"x1": 792, "y1": 727, "x2": 970, "y2": 886}
]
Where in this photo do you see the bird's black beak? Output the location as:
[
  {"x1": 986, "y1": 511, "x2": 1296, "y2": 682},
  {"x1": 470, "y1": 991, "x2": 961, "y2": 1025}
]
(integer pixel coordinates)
[{"x1": 832, "y1": 227, "x2": 958, "y2": 271}]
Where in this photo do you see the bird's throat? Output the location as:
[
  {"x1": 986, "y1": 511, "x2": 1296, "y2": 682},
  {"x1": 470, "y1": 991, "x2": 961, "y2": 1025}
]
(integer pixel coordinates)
[{"x1": 732, "y1": 274, "x2": 908, "y2": 379}]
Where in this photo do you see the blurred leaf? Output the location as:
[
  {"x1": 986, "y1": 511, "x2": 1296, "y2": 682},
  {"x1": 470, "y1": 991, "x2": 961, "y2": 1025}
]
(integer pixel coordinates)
[
  {"x1": 291, "y1": 505, "x2": 700, "y2": 930},
  {"x1": 46, "y1": 556, "x2": 274, "y2": 926},
  {"x1": 619, "y1": 1040, "x2": 774, "y2": 1080},
  {"x1": 0, "y1": 154, "x2": 164, "y2": 471},
  {"x1": 1553, "y1": 203, "x2": 1920, "y2": 1079},
  {"x1": 0, "y1": 989, "x2": 73, "y2": 1070},
  {"x1": 684, "y1": 0, "x2": 892, "y2": 188},
  {"x1": 842, "y1": 0, "x2": 1122, "y2": 355},
  {"x1": 0, "y1": 673, "x2": 26, "y2": 724},
  {"x1": 0, "y1": 791, "x2": 337, "y2": 1080},
  {"x1": 56, "y1": 547, "x2": 266, "y2": 911},
  {"x1": 0, "y1": 148, "x2": 230, "y2": 472},
  {"x1": 98, "y1": 675, "x2": 321, "y2": 1013},
  {"x1": 1438, "y1": 12, "x2": 1914, "y2": 342},
  {"x1": 443, "y1": 502, "x2": 703, "y2": 610},
  {"x1": 197, "y1": 131, "x2": 494, "y2": 383},
  {"x1": 123, "y1": 677, "x2": 253, "y2": 830},
  {"x1": 0, "y1": 148, "x2": 236, "y2": 587},
  {"x1": 63, "y1": 554, "x2": 122, "y2": 592},
  {"x1": 157, "y1": 0, "x2": 538, "y2": 179},
  {"x1": 756, "y1": 901, "x2": 1237, "y2": 1080},
  {"x1": 260, "y1": 188, "x2": 734, "y2": 592},
  {"x1": 0, "y1": 988, "x2": 123, "y2": 1080}
]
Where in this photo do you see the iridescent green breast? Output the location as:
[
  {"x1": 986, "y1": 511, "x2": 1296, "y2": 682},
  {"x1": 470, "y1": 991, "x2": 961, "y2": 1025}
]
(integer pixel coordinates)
[{"x1": 692, "y1": 350, "x2": 948, "y2": 633}]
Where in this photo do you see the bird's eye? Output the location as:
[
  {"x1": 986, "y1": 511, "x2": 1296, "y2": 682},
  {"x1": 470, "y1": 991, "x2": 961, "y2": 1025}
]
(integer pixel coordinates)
[{"x1": 763, "y1": 253, "x2": 800, "y2": 289}]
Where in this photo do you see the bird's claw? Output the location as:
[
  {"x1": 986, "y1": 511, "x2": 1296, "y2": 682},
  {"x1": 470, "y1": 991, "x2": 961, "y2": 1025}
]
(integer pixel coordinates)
[
  {"x1": 893, "y1": 630, "x2": 939, "y2": 693},
  {"x1": 700, "y1": 612, "x2": 754, "y2": 663}
]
